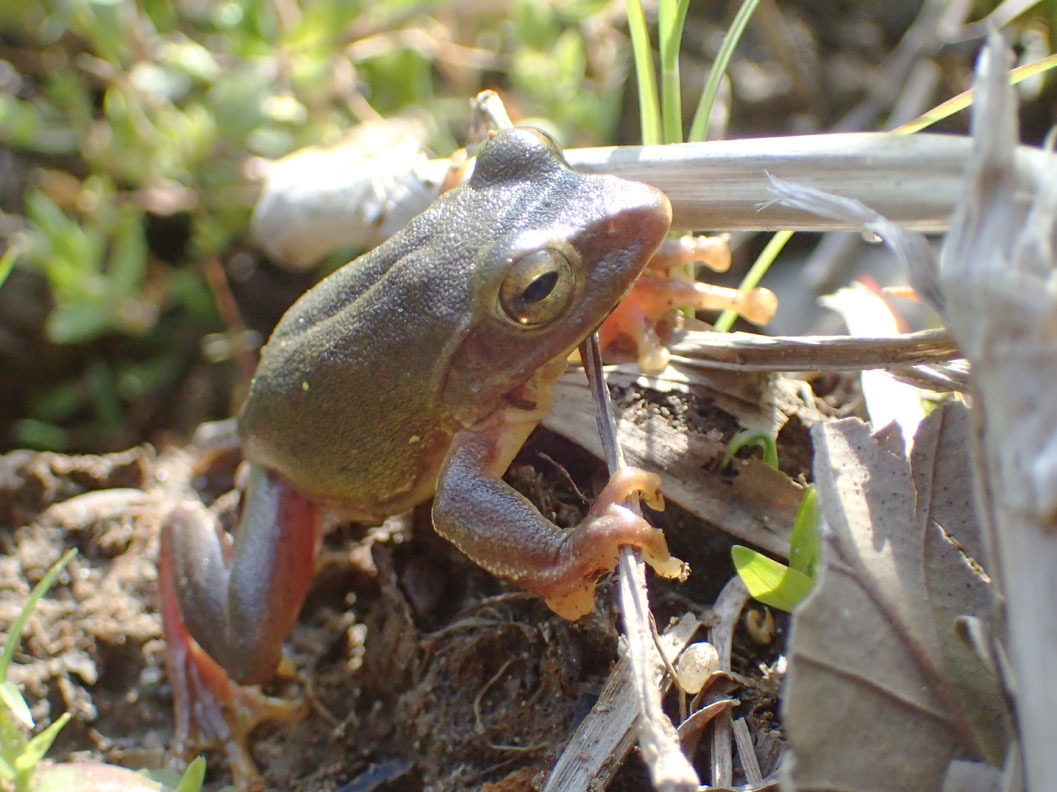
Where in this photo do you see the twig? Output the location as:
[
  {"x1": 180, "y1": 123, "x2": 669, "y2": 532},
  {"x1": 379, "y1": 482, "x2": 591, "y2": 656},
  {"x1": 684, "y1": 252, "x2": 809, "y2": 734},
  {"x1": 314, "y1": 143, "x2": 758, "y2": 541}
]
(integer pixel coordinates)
[
  {"x1": 668, "y1": 327, "x2": 959, "y2": 372},
  {"x1": 733, "y1": 717, "x2": 763, "y2": 786},
  {"x1": 542, "y1": 613, "x2": 700, "y2": 792},
  {"x1": 708, "y1": 575, "x2": 751, "y2": 787},
  {"x1": 578, "y1": 334, "x2": 699, "y2": 792}
]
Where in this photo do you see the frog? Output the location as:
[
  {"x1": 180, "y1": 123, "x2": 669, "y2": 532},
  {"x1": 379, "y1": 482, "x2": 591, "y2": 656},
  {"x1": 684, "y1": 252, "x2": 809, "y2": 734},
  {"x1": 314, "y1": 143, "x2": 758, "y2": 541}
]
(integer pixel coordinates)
[{"x1": 157, "y1": 127, "x2": 680, "y2": 786}]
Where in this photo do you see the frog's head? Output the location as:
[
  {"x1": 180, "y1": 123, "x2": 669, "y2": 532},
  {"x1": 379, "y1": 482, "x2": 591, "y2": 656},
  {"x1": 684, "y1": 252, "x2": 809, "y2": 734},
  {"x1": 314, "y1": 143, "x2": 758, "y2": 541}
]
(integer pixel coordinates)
[{"x1": 440, "y1": 127, "x2": 672, "y2": 422}]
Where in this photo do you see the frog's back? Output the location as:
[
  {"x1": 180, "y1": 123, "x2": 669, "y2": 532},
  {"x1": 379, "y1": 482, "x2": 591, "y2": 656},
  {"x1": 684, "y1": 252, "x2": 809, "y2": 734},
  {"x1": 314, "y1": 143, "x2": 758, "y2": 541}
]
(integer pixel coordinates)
[{"x1": 238, "y1": 202, "x2": 473, "y2": 517}]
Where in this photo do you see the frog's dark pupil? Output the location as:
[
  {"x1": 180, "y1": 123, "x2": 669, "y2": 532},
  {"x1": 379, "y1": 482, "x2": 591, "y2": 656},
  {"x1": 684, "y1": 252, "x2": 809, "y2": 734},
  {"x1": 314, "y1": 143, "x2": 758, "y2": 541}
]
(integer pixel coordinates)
[{"x1": 523, "y1": 271, "x2": 558, "y2": 304}]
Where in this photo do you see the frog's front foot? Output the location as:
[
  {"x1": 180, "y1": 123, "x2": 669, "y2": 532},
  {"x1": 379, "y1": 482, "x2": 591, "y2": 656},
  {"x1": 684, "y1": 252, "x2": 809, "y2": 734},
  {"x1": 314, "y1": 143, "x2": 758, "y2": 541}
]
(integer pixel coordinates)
[
  {"x1": 158, "y1": 465, "x2": 324, "y2": 789},
  {"x1": 433, "y1": 432, "x2": 685, "y2": 620},
  {"x1": 538, "y1": 467, "x2": 686, "y2": 620}
]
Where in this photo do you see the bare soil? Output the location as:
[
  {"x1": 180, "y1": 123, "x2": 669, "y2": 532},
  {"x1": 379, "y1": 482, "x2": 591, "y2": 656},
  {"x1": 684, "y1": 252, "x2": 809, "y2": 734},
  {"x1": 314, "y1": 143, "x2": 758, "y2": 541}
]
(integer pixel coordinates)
[{"x1": 0, "y1": 411, "x2": 799, "y2": 791}]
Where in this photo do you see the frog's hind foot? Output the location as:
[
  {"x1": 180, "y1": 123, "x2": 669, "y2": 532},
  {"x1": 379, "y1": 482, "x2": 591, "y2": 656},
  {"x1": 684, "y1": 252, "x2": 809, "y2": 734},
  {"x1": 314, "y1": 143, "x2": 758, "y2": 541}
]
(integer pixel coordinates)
[{"x1": 160, "y1": 529, "x2": 307, "y2": 791}]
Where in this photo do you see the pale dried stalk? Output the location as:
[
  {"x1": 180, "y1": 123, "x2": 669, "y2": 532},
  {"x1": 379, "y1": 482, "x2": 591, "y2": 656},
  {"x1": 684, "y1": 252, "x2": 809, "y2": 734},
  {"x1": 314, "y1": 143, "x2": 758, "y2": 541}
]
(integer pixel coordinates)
[
  {"x1": 772, "y1": 34, "x2": 1057, "y2": 791},
  {"x1": 578, "y1": 335, "x2": 699, "y2": 792},
  {"x1": 258, "y1": 131, "x2": 1057, "y2": 263},
  {"x1": 668, "y1": 327, "x2": 959, "y2": 373},
  {"x1": 937, "y1": 37, "x2": 1057, "y2": 792},
  {"x1": 708, "y1": 575, "x2": 750, "y2": 787},
  {"x1": 564, "y1": 133, "x2": 1057, "y2": 232}
]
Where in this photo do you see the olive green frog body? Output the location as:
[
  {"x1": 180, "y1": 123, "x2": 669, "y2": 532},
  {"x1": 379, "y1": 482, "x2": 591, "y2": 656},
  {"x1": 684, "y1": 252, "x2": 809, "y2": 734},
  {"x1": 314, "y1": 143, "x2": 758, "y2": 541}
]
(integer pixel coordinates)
[
  {"x1": 238, "y1": 128, "x2": 670, "y2": 518},
  {"x1": 159, "y1": 129, "x2": 675, "y2": 773}
]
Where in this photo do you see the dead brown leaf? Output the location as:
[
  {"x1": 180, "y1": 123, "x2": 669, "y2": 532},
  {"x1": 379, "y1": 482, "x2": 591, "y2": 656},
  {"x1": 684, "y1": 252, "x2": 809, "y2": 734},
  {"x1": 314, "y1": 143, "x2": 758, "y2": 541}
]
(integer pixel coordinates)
[{"x1": 782, "y1": 405, "x2": 1010, "y2": 791}]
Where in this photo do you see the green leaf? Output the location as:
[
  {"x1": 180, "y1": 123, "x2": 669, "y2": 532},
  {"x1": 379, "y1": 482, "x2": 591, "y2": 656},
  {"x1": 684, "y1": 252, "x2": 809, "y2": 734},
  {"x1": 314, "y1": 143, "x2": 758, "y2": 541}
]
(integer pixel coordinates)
[
  {"x1": 12, "y1": 420, "x2": 70, "y2": 452},
  {"x1": 789, "y1": 485, "x2": 820, "y2": 579},
  {"x1": 0, "y1": 756, "x2": 13, "y2": 781},
  {"x1": 15, "y1": 713, "x2": 70, "y2": 777},
  {"x1": 23, "y1": 189, "x2": 105, "y2": 297},
  {"x1": 732, "y1": 545, "x2": 814, "y2": 612},
  {"x1": 175, "y1": 757, "x2": 206, "y2": 792},
  {"x1": 87, "y1": 358, "x2": 123, "y2": 428},
  {"x1": 45, "y1": 302, "x2": 114, "y2": 345},
  {"x1": 0, "y1": 245, "x2": 16, "y2": 290}
]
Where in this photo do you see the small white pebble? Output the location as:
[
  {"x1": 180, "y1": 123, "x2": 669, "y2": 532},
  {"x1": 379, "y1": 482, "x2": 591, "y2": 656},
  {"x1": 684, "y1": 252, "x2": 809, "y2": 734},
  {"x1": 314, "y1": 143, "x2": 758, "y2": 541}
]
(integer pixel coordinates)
[{"x1": 675, "y1": 641, "x2": 720, "y2": 694}]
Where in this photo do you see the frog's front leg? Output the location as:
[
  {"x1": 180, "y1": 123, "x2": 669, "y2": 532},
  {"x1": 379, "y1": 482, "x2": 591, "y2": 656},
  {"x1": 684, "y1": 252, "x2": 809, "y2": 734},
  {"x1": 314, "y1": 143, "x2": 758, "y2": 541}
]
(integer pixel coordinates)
[
  {"x1": 432, "y1": 426, "x2": 678, "y2": 620},
  {"x1": 158, "y1": 463, "x2": 324, "y2": 782}
]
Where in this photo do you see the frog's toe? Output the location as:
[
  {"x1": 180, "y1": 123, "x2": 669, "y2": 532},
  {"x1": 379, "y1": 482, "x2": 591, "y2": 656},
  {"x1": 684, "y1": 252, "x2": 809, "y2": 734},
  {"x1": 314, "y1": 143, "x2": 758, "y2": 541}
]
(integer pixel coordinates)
[
  {"x1": 591, "y1": 467, "x2": 665, "y2": 514},
  {"x1": 164, "y1": 606, "x2": 306, "y2": 791},
  {"x1": 544, "y1": 582, "x2": 597, "y2": 621}
]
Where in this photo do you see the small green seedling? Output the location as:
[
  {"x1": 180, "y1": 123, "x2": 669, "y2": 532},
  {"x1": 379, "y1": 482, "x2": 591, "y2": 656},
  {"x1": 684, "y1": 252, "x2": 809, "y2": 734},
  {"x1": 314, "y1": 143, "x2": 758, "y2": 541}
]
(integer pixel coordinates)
[
  {"x1": 732, "y1": 485, "x2": 820, "y2": 612},
  {"x1": 0, "y1": 549, "x2": 78, "y2": 791},
  {"x1": 720, "y1": 429, "x2": 779, "y2": 470},
  {"x1": 0, "y1": 549, "x2": 205, "y2": 792}
]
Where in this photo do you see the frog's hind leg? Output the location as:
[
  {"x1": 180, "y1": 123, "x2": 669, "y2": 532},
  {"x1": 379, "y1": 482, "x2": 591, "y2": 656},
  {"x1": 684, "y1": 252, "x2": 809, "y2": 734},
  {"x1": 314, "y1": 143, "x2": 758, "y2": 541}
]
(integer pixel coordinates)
[{"x1": 158, "y1": 464, "x2": 323, "y2": 788}]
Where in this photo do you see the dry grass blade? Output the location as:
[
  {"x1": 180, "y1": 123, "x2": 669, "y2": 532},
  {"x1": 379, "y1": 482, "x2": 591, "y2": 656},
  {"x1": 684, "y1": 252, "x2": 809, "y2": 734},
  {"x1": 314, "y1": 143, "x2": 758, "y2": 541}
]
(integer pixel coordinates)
[{"x1": 667, "y1": 327, "x2": 959, "y2": 372}]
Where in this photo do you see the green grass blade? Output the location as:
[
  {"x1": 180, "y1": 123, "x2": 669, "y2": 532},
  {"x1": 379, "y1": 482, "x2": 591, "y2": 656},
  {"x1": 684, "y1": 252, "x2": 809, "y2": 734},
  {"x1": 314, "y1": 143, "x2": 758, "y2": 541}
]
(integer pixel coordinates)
[
  {"x1": 688, "y1": 0, "x2": 761, "y2": 142},
  {"x1": 894, "y1": 52, "x2": 1057, "y2": 135},
  {"x1": 0, "y1": 550, "x2": 77, "y2": 681},
  {"x1": 658, "y1": 0, "x2": 690, "y2": 144},
  {"x1": 626, "y1": 0, "x2": 662, "y2": 144}
]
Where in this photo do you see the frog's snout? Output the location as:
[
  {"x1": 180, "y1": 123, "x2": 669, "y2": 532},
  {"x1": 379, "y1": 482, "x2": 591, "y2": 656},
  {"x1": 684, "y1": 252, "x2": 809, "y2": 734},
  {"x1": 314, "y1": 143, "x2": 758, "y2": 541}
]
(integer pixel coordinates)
[
  {"x1": 602, "y1": 178, "x2": 672, "y2": 263},
  {"x1": 631, "y1": 183, "x2": 673, "y2": 246}
]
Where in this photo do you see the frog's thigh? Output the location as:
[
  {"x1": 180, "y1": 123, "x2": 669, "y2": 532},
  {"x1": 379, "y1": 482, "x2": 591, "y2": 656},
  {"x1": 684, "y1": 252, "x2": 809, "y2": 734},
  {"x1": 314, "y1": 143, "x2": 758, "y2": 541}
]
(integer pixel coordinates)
[
  {"x1": 162, "y1": 463, "x2": 323, "y2": 683},
  {"x1": 431, "y1": 428, "x2": 670, "y2": 619}
]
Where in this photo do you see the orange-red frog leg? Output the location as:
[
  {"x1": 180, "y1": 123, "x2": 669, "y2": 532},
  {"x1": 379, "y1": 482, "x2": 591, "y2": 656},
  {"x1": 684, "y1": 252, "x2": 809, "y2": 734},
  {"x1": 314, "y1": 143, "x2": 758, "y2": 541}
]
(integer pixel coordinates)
[{"x1": 158, "y1": 465, "x2": 323, "y2": 789}]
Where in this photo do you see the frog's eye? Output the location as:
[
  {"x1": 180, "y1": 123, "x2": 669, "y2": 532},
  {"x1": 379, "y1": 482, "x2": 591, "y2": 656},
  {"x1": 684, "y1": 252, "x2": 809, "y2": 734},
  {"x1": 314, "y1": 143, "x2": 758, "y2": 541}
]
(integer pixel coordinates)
[{"x1": 499, "y1": 248, "x2": 575, "y2": 327}]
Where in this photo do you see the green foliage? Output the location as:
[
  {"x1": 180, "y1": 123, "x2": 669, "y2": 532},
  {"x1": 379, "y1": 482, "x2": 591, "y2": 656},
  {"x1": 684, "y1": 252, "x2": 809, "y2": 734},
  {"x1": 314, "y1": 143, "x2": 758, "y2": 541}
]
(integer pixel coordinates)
[
  {"x1": 720, "y1": 428, "x2": 779, "y2": 469},
  {"x1": 22, "y1": 187, "x2": 151, "y2": 345},
  {"x1": 732, "y1": 485, "x2": 821, "y2": 612},
  {"x1": 0, "y1": 550, "x2": 204, "y2": 791},
  {"x1": 507, "y1": 0, "x2": 622, "y2": 143},
  {"x1": 731, "y1": 546, "x2": 814, "y2": 612},
  {"x1": 720, "y1": 430, "x2": 820, "y2": 611},
  {"x1": 788, "y1": 484, "x2": 820, "y2": 579},
  {"x1": 1, "y1": 1, "x2": 632, "y2": 451},
  {"x1": 0, "y1": 550, "x2": 76, "y2": 791}
]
